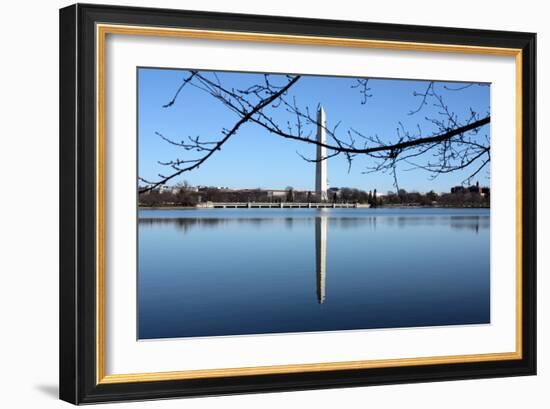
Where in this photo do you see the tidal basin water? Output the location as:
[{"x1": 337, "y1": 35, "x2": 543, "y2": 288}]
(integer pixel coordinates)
[{"x1": 138, "y1": 208, "x2": 490, "y2": 339}]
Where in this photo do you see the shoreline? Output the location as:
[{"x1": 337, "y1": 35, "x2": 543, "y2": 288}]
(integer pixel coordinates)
[{"x1": 138, "y1": 205, "x2": 490, "y2": 210}]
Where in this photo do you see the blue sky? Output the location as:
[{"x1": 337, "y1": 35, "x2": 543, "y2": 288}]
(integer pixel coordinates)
[{"x1": 138, "y1": 68, "x2": 490, "y2": 194}]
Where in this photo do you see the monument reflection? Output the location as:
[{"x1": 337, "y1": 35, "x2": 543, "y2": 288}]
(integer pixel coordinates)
[
  {"x1": 315, "y1": 216, "x2": 327, "y2": 304},
  {"x1": 139, "y1": 212, "x2": 488, "y2": 306}
]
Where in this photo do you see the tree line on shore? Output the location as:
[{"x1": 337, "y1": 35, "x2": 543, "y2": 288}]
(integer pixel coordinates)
[{"x1": 138, "y1": 185, "x2": 490, "y2": 208}]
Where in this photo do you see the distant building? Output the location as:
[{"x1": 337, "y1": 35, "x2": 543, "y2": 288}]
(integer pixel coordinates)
[
  {"x1": 450, "y1": 181, "x2": 489, "y2": 196},
  {"x1": 266, "y1": 190, "x2": 288, "y2": 199},
  {"x1": 468, "y1": 181, "x2": 483, "y2": 194},
  {"x1": 328, "y1": 187, "x2": 340, "y2": 200}
]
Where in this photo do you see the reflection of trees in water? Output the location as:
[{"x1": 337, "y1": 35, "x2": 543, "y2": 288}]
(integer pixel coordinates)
[
  {"x1": 140, "y1": 217, "x2": 287, "y2": 234},
  {"x1": 449, "y1": 216, "x2": 489, "y2": 234},
  {"x1": 284, "y1": 217, "x2": 294, "y2": 230},
  {"x1": 139, "y1": 216, "x2": 376, "y2": 235},
  {"x1": 139, "y1": 214, "x2": 488, "y2": 305},
  {"x1": 140, "y1": 217, "x2": 237, "y2": 234},
  {"x1": 139, "y1": 215, "x2": 488, "y2": 235},
  {"x1": 382, "y1": 215, "x2": 489, "y2": 231}
]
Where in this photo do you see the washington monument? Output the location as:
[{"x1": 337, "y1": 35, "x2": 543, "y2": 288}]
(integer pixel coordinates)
[
  {"x1": 315, "y1": 106, "x2": 328, "y2": 303},
  {"x1": 315, "y1": 106, "x2": 328, "y2": 201}
]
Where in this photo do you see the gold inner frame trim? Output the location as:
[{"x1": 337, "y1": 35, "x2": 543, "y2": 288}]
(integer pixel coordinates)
[{"x1": 96, "y1": 23, "x2": 523, "y2": 385}]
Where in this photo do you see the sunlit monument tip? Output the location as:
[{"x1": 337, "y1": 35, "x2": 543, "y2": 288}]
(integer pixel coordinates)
[{"x1": 315, "y1": 106, "x2": 328, "y2": 202}]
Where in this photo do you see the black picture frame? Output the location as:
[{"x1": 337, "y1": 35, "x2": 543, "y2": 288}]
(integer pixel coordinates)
[{"x1": 60, "y1": 3, "x2": 536, "y2": 404}]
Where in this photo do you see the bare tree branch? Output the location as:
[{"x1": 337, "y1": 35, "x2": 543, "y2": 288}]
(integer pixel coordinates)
[
  {"x1": 140, "y1": 71, "x2": 490, "y2": 192},
  {"x1": 139, "y1": 75, "x2": 301, "y2": 193}
]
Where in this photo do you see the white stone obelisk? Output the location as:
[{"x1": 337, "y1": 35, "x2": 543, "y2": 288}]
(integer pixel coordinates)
[{"x1": 315, "y1": 106, "x2": 328, "y2": 202}]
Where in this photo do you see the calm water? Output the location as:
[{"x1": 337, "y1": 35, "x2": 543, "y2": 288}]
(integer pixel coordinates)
[{"x1": 138, "y1": 208, "x2": 490, "y2": 339}]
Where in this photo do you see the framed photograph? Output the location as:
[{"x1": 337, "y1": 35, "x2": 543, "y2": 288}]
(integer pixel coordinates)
[{"x1": 59, "y1": 3, "x2": 536, "y2": 404}]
